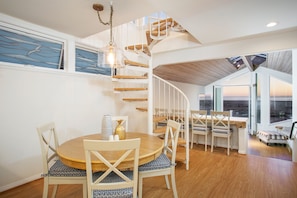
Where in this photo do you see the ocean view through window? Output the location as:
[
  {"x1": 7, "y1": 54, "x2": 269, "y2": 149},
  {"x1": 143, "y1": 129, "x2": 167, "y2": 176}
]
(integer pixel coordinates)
[
  {"x1": 199, "y1": 85, "x2": 250, "y2": 118},
  {"x1": 200, "y1": 80, "x2": 292, "y2": 122}
]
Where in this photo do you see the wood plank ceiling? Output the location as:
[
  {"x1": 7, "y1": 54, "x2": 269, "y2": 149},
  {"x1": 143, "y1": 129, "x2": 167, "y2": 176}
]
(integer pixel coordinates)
[{"x1": 153, "y1": 50, "x2": 292, "y2": 86}]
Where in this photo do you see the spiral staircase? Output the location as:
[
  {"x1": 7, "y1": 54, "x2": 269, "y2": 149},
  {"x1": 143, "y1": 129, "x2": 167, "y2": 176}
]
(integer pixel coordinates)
[{"x1": 112, "y1": 17, "x2": 190, "y2": 170}]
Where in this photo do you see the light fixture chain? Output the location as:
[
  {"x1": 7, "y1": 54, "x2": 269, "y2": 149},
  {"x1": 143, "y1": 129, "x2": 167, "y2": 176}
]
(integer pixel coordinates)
[
  {"x1": 96, "y1": 11, "x2": 109, "y2": 26},
  {"x1": 109, "y1": 2, "x2": 113, "y2": 45}
]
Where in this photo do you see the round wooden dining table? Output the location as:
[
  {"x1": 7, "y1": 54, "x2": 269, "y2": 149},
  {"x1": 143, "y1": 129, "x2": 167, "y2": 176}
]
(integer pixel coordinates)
[{"x1": 57, "y1": 132, "x2": 163, "y2": 171}]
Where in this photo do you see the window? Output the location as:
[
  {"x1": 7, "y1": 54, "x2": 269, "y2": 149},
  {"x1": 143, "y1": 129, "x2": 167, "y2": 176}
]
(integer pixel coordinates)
[
  {"x1": 270, "y1": 76, "x2": 292, "y2": 123},
  {"x1": 75, "y1": 47, "x2": 111, "y2": 76},
  {"x1": 0, "y1": 27, "x2": 63, "y2": 69},
  {"x1": 222, "y1": 86, "x2": 250, "y2": 117},
  {"x1": 199, "y1": 93, "x2": 213, "y2": 115}
]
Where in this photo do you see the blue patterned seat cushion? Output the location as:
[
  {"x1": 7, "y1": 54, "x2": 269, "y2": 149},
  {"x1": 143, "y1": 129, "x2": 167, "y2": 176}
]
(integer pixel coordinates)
[
  {"x1": 92, "y1": 171, "x2": 134, "y2": 198},
  {"x1": 49, "y1": 160, "x2": 86, "y2": 177},
  {"x1": 138, "y1": 153, "x2": 172, "y2": 172}
]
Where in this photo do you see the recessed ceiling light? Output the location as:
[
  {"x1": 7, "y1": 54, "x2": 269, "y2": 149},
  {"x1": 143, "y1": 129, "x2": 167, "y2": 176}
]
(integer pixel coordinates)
[{"x1": 266, "y1": 22, "x2": 278, "y2": 27}]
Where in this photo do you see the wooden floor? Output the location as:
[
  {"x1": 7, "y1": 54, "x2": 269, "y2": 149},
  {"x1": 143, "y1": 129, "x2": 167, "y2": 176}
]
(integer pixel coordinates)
[
  {"x1": 247, "y1": 134, "x2": 292, "y2": 161},
  {"x1": 1, "y1": 135, "x2": 296, "y2": 198}
]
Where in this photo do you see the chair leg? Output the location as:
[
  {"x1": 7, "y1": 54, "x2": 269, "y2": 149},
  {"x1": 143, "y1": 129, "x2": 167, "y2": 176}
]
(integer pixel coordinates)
[
  {"x1": 171, "y1": 170, "x2": 178, "y2": 198},
  {"x1": 211, "y1": 136, "x2": 213, "y2": 152},
  {"x1": 191, "y1": 133, "x2": 194, "y2": 149},
  {"x1": 51, "y1": 185, "x2": 58, "y2": 198},
  {"x1": 229, "y1": 134, "x2": 232, "y2": 153},
  {"x1": 164, "y1": 175, "x2": 171, "y2": 189},
  {"x1": 204, "y1": 134, "x2": 207, "y2": 151},
  {"x1": 82, "y1": 182, "x2": 87, "y2": 198},
  {"x1": 227, "y1": 136, "x2": 230, "y2": 156},
  {"x1": 138, "y1": 175, "x2": 143, "y2": 198},
  {"x1": 42, "y1": 178, "x2": 48, "y2": 198}
]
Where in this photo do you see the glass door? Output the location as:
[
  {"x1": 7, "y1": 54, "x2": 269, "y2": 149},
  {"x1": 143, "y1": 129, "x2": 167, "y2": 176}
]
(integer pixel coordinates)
[{"x1": 213, "y1": 85, "x2": 251, "y2": 131}]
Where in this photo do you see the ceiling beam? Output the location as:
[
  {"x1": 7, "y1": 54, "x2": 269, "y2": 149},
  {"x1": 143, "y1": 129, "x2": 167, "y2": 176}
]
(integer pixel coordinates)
[{"x1": 241, "y1": 56, "x2": 254, "y2": 72}]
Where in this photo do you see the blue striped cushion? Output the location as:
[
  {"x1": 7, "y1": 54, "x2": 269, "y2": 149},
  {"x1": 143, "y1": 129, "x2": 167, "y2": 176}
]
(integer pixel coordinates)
[
  {"x1": 92, "y1": 171, "x2": 133, "y2": 198},
  {"x1": 138, "y1": 153, "x2": 172, "y2": 172},
  {"x1": 49, "y1": 160, "x2": 86, "y2": 177}
]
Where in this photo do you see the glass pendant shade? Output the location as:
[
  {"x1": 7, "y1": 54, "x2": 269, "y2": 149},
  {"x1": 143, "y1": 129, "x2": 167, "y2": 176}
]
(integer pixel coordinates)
[
  {"x1": 102, "y1": 43, "x2": 124, "y2": 68},
  {"x1": 107, "y1": 45, "x2": 116, "y2": 66}
]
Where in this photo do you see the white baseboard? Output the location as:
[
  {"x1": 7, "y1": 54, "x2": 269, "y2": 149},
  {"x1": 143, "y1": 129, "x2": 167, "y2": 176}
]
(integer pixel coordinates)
[{"x1": 0, "y1": 173, "x2": 41, "y2": 192}]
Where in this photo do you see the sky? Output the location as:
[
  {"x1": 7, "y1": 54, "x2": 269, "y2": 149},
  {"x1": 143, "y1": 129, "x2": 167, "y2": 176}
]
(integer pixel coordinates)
[{"x1": 222, "y1": 73, "x2": 292, "y2": 98}]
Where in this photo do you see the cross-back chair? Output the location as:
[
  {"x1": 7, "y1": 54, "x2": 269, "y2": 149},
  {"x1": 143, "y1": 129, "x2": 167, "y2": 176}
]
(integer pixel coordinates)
[
  {"x1": 138, "y1": 119, "x2": 181, "y2": 198},
  {"x1": 210, "y1": 111, "x2": 232, "y2": 155},
  {"x1": 191, "y1": 110, "x2": 210, "y2": 151},
  {"x1": 83, "y1": 138, "x2": 140, "y2": 198},
  {"x1": 36, "y1": 122, "x2": 86, "y2": 198}
]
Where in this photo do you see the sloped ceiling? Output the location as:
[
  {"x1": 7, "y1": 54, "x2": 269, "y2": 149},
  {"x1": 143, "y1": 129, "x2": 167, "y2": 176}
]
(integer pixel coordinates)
[
  {"x1": 154, "y1": 59, "x2": 237, "y2": 86},
  {"x1": 154, "y1": 51, "x2": 292, "y2": 86}
]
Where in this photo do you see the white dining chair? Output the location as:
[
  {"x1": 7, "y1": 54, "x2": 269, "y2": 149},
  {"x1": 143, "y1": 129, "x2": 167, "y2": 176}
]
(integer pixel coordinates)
[
  {"x1": 36, "y1": 122, "x2": 87, "y2": 198},
  {"x1": 191, "y1": 110, "x2": 210, "y2": 151},
  {"x1": 138, "y1": 119, "x2": 181, "y2": 198},
  {"x1": 210, "y1": 111, "x2": 232, "y2": 155},
  {"x1": 83, "y1": 138, "x2": 140, "y2": 198}
]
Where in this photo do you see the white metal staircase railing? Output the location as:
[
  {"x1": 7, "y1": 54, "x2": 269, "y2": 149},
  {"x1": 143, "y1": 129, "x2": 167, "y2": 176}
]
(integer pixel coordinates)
[
  {"x1": 149, "y1": 16, "x2": 169, "y2": 41},
  {"x1": 153, "y1": 74, "x2": 190, "y2": 170}
]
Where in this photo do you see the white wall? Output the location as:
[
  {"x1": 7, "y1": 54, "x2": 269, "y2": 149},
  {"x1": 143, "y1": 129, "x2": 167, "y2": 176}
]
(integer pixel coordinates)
[
  {"x1": 0, "y1": 64, "x2": 120, "y2": 191},
  {"x1": 0, "y1": 15, "x2": 150, "y2": 191}
]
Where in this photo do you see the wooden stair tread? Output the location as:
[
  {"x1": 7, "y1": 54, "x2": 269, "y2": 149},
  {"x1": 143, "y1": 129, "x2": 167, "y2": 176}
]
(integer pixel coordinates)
[
  {"x1": 122, "y1": 98, "x2": 148, "y2": 102},
  {"x1": 114, "y1": 87, "x2": 147, "y2": 91},
  {"x1": 112, "y1": 75, "x2": 147, "y2": 79},
  {"x1": 154, "y1": 126, "x2": 167, "y2": 133},
  {"x1": 150, "y1": 30, "x2": 167, "y2": 37},
  {"x1": 154, "y1": 22, "x2": 168, "y2": 32},
  {"x1": 157, "y1": 18, "x2": 178, "y2": 26},
  {"x1": 125, "y1": 44, "x2": 148, "y2": 50},
  {"x1": 153, "y1": 116, "x2": 167, "y2": 122},
  {"x1": 136, "y1": 107, "x2": 147, "y2": 112},
  {"x1": 124, "y1": 60, "x2": 149, "y2": 68},
  {"x1": 151, "y1": 18, "x2": 179, "y2": 31},
  {"x1": 125, "y1": 44, "x2": 151, "y2": 56},
  {"x1": 152, "y1": 18, "x2": 174, "y2": 25}
]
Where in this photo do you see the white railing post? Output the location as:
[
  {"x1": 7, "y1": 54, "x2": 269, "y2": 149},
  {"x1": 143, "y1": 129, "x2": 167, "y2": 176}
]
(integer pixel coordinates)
[{"x1": 153, "y1": 74, "x2": 190, "y2": 170}]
